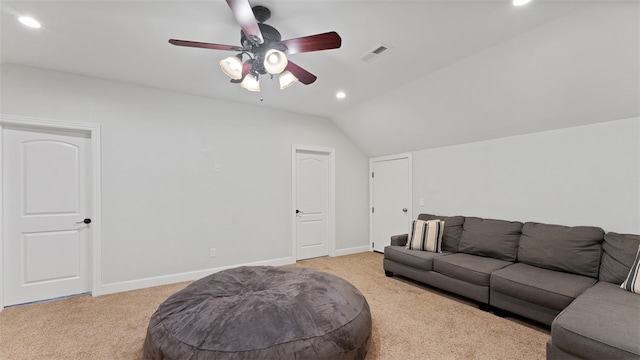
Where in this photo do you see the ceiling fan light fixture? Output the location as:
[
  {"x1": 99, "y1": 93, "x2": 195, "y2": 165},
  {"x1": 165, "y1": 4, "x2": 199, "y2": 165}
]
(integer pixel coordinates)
[
  {"x1": 264, "y1": 49, "x2": 288, "y2": 74},
  {"x1": 241, "y1": 73, "x2": 261, "y2": 92},
  {"x1": 219, "y1": 55, "x2": 244, "y2": 80},
  {"x1": 279, "y1": 70, "x2": 298, "y2": 90},
  {"x1": 170, "y1": 4, "x2": 341, "y2": 92}
]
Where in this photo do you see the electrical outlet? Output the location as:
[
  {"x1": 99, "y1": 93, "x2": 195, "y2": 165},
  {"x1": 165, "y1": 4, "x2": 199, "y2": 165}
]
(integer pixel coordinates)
[{"x1": 209, "y1": 248, "x2": 216, "y2": 258}]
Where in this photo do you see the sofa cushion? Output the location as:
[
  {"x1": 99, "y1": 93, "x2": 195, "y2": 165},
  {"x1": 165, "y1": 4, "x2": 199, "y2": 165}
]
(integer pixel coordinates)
[
  {"x1": 433, "y1": 253, "x2": 512, "y2": 287},
  {"x1": 600, "y1": 232, "x2": 640, "y2": 284},
  {"x1": 491, "y1": 263, "x2": 596, "y2": 311},
  {"x1": 407, "y1": 219, "x2": 444, "y2": 252},
  {"x1": 384, "y1": 245, "x2": 450, "y2": 271},
  {"x1": 518, "y1": 222, "x2": 604, "y2": 278},
  {"x1": 457, "y1": 217, "x2": 523, "y2": 262},
  {"x1": 551, "y1": 282, "x2": 640, "y2": 359},
  {"x1": 417, "y1": 214, "x2": 465, "y2": 252},
  {"x1": 621, "y1": 245, "x2": 640, "y2": 294}
]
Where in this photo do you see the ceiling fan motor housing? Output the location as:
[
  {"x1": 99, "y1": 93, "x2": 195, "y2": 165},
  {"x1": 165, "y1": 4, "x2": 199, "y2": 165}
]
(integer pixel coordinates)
[
  {"x1": 241, "y1": 23, "x2": 283, "y2": 49},
  {"x1": 241, "y1": 15, "x2": 287, "y2": 75},
  {"x1": 252, "y1": 5, "x2": 271, "y2": 23}
]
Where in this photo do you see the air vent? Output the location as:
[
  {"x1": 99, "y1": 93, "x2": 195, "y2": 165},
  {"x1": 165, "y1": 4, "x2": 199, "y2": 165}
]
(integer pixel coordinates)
[{"x1": 360, "y1": 44, "x2": 391, "y2": 62}]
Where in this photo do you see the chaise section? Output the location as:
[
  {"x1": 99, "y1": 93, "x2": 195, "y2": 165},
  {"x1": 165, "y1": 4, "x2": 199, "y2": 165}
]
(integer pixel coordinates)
[
  {"x1": 546, "y1": 232, "x2": 640, "y2": 359},
  {"x1": 547, "y1": 282, "x2": 640, "y2": 359},
  {"x1": 490, "y1": 263, "x2": 596, "y2": 325}
]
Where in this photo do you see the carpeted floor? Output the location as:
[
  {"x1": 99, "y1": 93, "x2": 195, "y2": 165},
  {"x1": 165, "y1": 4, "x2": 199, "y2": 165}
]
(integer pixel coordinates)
[{"x1": 0, "y1": 252, "x2": 549, "y2": 359}]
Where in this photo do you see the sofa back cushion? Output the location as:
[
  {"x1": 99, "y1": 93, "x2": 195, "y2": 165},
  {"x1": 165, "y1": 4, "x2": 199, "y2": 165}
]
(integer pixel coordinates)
[
  {"x1": 458, "y1": 217, "x2": 523, "y2": 261},
  {"x1": 417, "y1": 214, "x2": 465, "y2": 252},
  {"x1": 518, "y1": 222, "x2": 604, "y2": 278},
  {"x1": 600, "y1": 232, "x2": 640, "y2": 284}
]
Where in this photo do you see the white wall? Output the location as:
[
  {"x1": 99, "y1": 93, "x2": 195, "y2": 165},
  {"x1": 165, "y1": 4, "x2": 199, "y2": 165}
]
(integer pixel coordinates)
[
  {"x1": 0, "y1": 64, "x2": 370, "y2": 291},
  {"x1": 412, "y1": 117, "x2": 640, "y2": 234},
  {"x1": 333, "y1": 2, "x2": 639, "y2": 157}
]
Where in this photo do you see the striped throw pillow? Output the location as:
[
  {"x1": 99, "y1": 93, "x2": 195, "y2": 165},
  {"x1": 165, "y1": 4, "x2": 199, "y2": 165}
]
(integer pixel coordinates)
[
  {"x1": 407, "y1": 219, "x2": 445, "y2": 253},
  {"x1": 621, "y1": 245, "x2": 640, "y2": 294}
]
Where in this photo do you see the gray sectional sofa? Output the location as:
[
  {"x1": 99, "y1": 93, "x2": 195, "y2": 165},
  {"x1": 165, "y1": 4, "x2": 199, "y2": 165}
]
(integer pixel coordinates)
[{"x1": 383, "y1": 213, "x2": 640, "y2": 359}]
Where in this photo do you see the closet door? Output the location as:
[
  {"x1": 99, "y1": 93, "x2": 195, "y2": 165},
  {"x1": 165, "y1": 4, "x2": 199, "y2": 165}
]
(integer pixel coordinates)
[
  {"x1": 371, "y1": 156, "x2": 410, "y2": 253},
  {"x1": 3, "y1": 126, "x2": 92, "y2": 306}
]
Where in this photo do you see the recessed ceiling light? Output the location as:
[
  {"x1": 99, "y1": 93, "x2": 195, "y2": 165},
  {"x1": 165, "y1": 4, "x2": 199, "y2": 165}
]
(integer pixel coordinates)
[
  {"x1": 18, "y1": 16, "x2": 41, "y2": 29},
  {"x1": 336, "y1": 91, "x2": 346, "y2": 100},
  {"x1": 513, "y1": 0, "x2": 532, "y2": 6}
]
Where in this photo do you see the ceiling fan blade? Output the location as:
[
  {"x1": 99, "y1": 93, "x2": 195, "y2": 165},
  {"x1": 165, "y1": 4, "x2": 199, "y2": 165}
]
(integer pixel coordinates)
[
  {"x1": 226, "y1": 0, "x2": 264, "y2": 44},
  {"x1": 285, "y1": 61, "x2": 317, "y2": 85},
  {"x1": 230, "y1": 61, "x2": 253, "y2": 83},
  {"x1": 279, "y1": 32, "x2": 342, "y2": 55},
  {"x1": 169, "y1": 39, "x2": 244, "y2": 52}
]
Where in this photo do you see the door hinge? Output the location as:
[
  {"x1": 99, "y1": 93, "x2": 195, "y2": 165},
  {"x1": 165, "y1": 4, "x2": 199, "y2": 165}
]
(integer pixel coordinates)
[
  {"x1": 371, "y1": 172, "x2": 374, "y2": 178},
  {"x1": 372, "y1": 242, "x2": 374, "y2": 248},
  {"x1": 372, "y1": 207, "x2": 374, "y2": 213}
]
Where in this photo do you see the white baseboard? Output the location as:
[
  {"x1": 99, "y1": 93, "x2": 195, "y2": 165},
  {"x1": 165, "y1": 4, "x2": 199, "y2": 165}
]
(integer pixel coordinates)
[
  {"x1": 334, "y1": 245, "x2": 371, "y2": 257},
  {"x1": 97, "y1": 256, "x2": 295, "y2": 296}
]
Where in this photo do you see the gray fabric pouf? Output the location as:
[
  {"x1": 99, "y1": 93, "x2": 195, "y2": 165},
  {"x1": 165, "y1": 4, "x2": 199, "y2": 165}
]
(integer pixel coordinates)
[{"x1": 143, "y1": 266, "x2": 372, "y2": 360}]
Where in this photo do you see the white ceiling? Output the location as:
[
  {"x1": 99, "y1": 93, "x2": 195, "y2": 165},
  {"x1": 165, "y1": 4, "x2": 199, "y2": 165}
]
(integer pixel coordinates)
[{"x1": 1, "y1": 0, "x2": 588, "y2": 120}]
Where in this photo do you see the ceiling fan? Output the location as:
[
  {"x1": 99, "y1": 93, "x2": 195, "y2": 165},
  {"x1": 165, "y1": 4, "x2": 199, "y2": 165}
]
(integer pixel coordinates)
[{"x1": 169, "y1": 0, "x2": 342, "y2": 92}]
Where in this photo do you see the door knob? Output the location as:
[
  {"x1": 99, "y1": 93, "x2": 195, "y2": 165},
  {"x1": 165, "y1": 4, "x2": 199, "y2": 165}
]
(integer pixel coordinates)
[
  {"x1": 402, "y1": 208, "x2": 408, "y2": 213},
  {"x1": 296, "y1": 209, "x2": 303, "y2": 214},
  {"x1": 76, "y1": 218, "x2": 92, "y2": 224}
]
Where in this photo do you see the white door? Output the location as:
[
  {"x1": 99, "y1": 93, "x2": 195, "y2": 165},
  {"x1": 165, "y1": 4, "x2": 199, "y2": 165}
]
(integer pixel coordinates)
[
  {"x1": 371, "y1": 157, "x2": 410, "y2": 253},
  {"x1": 295, "y1": 150, "x2": 329, "y2": 260},
  {"x1": 3, "y1": 126, "x2": 91, "y2": 306}
]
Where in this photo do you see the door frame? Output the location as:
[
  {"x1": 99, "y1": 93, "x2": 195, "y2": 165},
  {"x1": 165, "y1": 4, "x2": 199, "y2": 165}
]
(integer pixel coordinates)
[
  {"x1": 291, "y1": 145, "x2": 335, "y2": 260},
  {"x1": 0, "y1": 114, "x2": 103, "y2": 310},
  {"x1": 369, "y1": 152, "x2": 413, "y2": 252}
]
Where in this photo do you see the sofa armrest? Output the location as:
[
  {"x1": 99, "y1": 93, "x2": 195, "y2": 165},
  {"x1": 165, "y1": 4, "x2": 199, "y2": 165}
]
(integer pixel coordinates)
[{"x1": 390, "y1": 234, "x2": 408, "y2": 247}]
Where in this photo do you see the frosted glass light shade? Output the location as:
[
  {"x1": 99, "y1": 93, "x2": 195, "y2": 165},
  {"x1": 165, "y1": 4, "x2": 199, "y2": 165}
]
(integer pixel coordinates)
[
  {"x1": 279, "y1": 71, "x2": 298, "y2": 90},
  {"x1": 219, "y1": 55, "x2": 243, "y2": 80},
  {"x1": 264, "y1": 49, "x2": 288, "y2": 74},
  {"x1": 241, "y1": 74, "x2": 261, "y2": 92}
]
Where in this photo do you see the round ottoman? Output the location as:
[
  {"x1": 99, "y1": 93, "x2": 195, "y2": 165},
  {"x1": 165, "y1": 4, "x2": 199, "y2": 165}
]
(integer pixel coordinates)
[{"x1": 143, "y1": 266, "x2": 371, "y2": 360}]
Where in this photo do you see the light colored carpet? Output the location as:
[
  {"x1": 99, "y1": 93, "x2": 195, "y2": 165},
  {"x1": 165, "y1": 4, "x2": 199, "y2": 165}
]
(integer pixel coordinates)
[{"x1": 0, "y1": 252, "x2": 549, "y2": 359}]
